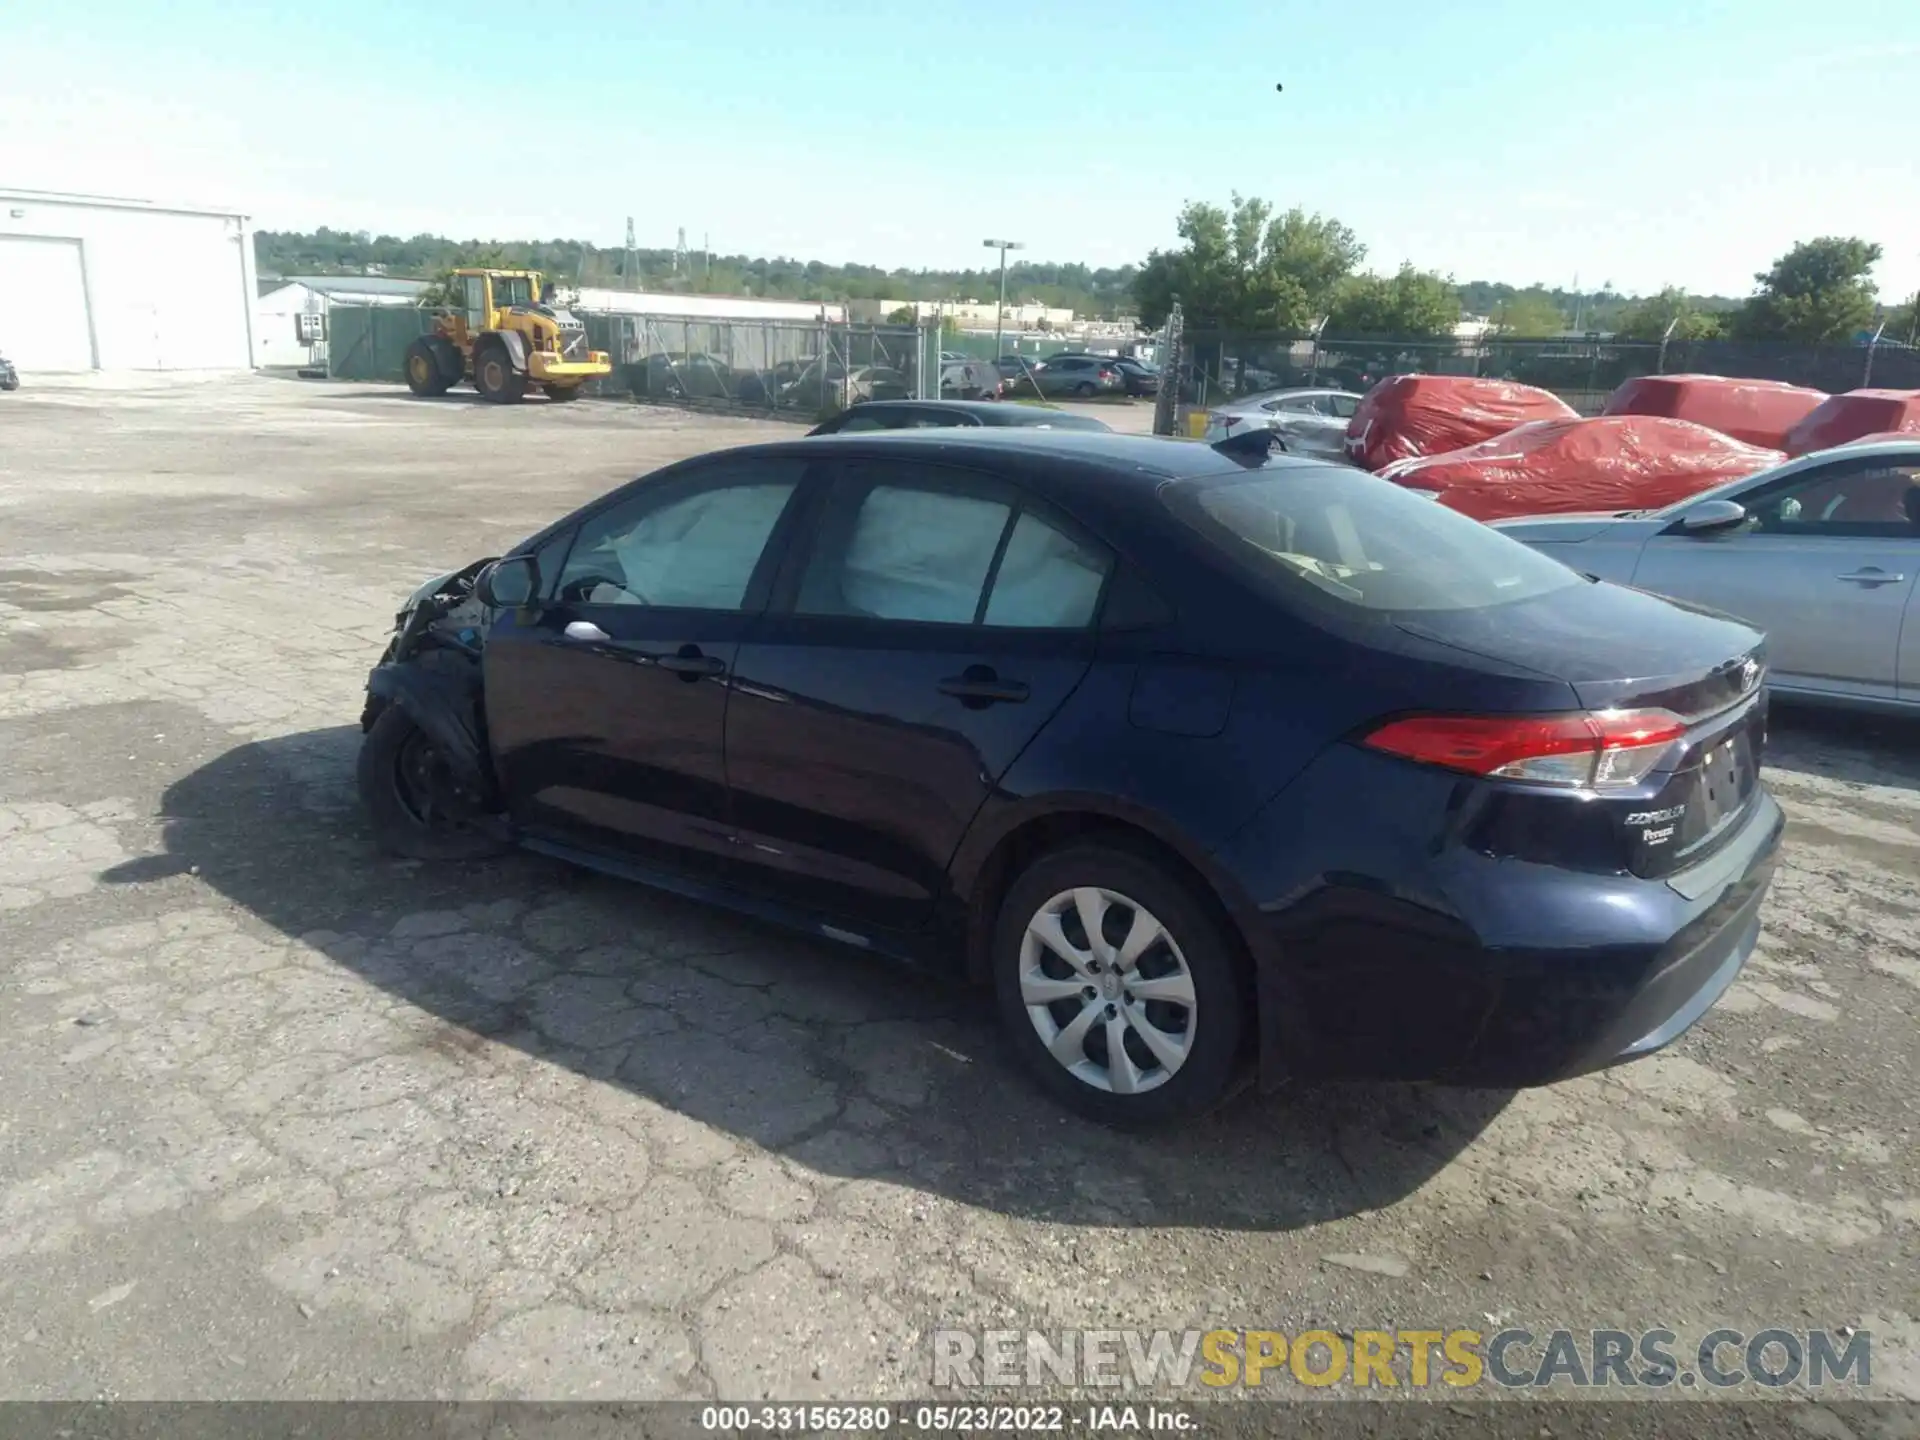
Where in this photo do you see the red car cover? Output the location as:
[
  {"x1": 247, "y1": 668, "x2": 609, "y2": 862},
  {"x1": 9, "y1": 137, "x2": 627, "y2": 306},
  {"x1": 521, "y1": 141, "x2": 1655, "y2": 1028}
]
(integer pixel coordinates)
[
  {"x1": 1783, "y1": 389, "x2": 1920, "y2": 456},
  {"x1": 1343, "y1": 375, "x2": 1577, "y2": 471},
  {"x1": 1378, "y1": 415, "x2": 1784, "y2": 522},
  {"x1": 1602, "y1": 374, "x2": 1827, "y2": 450}
]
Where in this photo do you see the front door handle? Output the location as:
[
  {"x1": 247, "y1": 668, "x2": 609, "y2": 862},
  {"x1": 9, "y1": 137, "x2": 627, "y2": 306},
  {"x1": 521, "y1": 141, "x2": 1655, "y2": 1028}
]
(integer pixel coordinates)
[
  {"x1": 938, "y1": 666, "x2": 1030, "y2": 705},
  {"x1": 655, "y1": 644, "x2": 726, "y2": 679},
  {"x1": 563, "y1": 620, "x2": 611, "y2": 642},
  {"x1": 1836, "y1": 569, "x2": 1907, "y2": 586}
]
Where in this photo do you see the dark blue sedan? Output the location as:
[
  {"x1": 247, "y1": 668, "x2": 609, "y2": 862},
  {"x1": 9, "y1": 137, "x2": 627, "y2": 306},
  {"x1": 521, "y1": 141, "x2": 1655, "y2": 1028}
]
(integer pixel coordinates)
[{"x1": 357, "y1": 430, "x2": 1782, "y2": 1125}]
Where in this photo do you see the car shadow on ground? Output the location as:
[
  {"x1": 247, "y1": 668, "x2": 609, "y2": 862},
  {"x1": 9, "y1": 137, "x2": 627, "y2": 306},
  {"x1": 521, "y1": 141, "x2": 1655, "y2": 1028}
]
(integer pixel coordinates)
[
  {"x1": 104, "y1": 726, "x2": 1515, "y2": 1232},
  {"x1": 1763, "y1": 701, "x2": 1920, "y2": 795}
]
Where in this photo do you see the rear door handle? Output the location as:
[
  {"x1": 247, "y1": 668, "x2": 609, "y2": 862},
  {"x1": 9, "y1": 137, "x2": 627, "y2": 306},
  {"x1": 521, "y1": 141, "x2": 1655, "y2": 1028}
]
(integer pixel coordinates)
[
  {"x1": 938, "y1": 667, "x2": 1029, "y2": 705},
  {"x1": 1836, "y1": 569, "x2": 1907, "y2": 585}
]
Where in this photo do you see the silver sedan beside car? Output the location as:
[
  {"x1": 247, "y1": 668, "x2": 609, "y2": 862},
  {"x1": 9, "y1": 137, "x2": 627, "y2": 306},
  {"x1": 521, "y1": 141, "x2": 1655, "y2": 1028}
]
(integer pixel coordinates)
[
  {"x1": 1496, "y1": 439, "x2": 1920, "y2": 714},
  {"x1": 1201, "y1": 388, "x2": 1364, "y2": 460}
]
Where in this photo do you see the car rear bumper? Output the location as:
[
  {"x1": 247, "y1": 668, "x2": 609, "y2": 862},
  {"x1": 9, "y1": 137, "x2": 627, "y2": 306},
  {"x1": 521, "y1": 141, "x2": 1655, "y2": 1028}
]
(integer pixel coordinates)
[{"x1": 1218, "y1": 755, "x2": 1785, "y2": 1091}]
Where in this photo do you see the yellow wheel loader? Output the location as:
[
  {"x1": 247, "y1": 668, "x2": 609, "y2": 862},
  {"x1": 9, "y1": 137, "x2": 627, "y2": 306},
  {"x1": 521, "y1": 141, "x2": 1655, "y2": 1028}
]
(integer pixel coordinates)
[{"x1": 404, "y1": 268, "x2": 611, "y2": 404}]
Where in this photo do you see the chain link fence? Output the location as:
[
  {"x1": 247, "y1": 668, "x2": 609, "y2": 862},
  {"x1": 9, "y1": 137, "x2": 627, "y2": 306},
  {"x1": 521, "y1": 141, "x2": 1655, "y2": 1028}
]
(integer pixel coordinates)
[
  {"x1": 324, "y1": 302, "x2": 932, "y2": 419},
  {"x1": 320, "y1": 300, "x2": 1919, "y2": 422},
  {"x1": 1176, "y1": 330, "x2": 1920, "y2": 415},
  {"x1": 588, "y1": 315, "x2": 929, "y2": 416}
]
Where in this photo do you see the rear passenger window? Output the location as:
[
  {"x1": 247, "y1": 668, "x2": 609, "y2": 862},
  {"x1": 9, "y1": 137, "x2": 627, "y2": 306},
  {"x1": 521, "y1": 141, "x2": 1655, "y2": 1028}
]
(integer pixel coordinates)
[
  {"x1": 983, "y1": 512, "x2": 1109, "y2": 627},
  {"x1": 794, "y1": 467, "x2": 1112, "y2": 627}
]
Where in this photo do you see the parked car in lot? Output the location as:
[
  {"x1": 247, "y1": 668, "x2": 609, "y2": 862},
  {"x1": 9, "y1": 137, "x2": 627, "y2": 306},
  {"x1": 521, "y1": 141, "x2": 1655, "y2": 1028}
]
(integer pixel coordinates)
[
  {"x1": 779, "y1": 362, "x2": 911, "y2": 412},
  {"x1": 0, "y1": 350, "x2": 17, "y2": 392},
  {"x1": 995, "y1": 355, "x2": 1041, "y2": 392},
  {"x1": 807, "y1": 400, "x2": 1113, "y2": 435},
  {"x1": 940, "y1": 358, "x2": 1002, "y2": 400},
  {"x1": 630, "y1": 352, "x2": 733, "y2": 401},
  {"x1": 1203, "y1": 388, "x2": 1363, "y2": 459},
  {"x1": 1027, "y1": 354, "x2": 1126, "y2": 398},
  {"x1": 358, "y1": 429, "x2": 1782, "y2": 1124},
  {"x1": 1498, "y1": 439, "x2": 1920, "y2": 714},
  {"x1": 1109, "y1": 357, "x2": 1160, "y2": 397}
]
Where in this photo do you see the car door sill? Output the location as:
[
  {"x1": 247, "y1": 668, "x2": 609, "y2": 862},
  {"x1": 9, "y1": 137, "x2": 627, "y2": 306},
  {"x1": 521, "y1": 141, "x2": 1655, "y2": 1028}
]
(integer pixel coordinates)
[{"x1": 517, "y1": 833, "x2": 935, "y2": 967}]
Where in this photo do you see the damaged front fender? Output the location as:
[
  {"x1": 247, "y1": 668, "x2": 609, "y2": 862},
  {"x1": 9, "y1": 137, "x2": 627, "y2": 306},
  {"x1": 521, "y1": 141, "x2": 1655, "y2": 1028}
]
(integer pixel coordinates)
[{"x1": 363, "y1": 654, "x2": 500, "y2": 810}]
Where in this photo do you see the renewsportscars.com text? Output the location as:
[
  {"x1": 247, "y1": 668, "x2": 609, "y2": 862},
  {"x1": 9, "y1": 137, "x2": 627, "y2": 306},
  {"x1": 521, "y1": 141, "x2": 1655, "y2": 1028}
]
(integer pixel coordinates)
[{"x1": 932, "y1": 1327, "x2": 1873, "y2": 1392}]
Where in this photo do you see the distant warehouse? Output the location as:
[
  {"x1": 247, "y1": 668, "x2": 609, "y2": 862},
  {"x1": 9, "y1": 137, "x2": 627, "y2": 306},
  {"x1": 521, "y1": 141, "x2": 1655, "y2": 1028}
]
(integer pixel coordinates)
[
  {"x1": 254, "y1": 275, "x2": 429, "y2": 369},
  {"x1": 0, "y1": 188, "x2": 257, "y2": 373},
  {"x1": 572, "y1": 288, "x2": 845, "y2": 324}
]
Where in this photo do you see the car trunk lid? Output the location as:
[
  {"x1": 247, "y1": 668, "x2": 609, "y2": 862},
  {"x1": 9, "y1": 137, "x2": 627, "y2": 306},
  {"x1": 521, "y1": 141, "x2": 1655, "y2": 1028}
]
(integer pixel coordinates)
[{"x1": 1389, "y1": 578, "x2": 1768, "y2": 879}]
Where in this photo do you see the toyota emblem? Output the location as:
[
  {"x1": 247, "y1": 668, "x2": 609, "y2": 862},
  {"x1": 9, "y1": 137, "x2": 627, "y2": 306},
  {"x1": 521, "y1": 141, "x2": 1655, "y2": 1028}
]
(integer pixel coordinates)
[{"x1": 1739, "y1": 658, "x2": 1760, "y2": 693}]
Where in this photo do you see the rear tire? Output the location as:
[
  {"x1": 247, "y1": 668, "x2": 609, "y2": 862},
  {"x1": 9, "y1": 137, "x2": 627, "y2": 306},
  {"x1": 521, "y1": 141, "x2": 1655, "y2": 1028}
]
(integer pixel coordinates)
[
  {"x1": 991, "y1": 843, "x2": 1245, "y2": 1127},
  {"x1": 357, "y1": 706, "x2": 508, "y2": 861},
  {"x1": 545, "y1": 383, "x2": 583, "y2": 402},
  {"x1": 473, "y1": 342, "x2": 527, "y2": 404},
  {"x1": 404, "y1": 338, "x2": 454, "y2": 397},
  {"x1": 1073, "y1": 381, "x2": 1096, "y2": 397}
]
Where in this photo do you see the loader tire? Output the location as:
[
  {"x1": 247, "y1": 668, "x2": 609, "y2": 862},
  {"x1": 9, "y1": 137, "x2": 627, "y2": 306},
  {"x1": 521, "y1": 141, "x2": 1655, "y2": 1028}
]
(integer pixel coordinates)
[
  {"x1": 545, "y1": 383, "x2": 583, "y2": 403},
  {"x1": 405, "y1": 338, "x2": 454, "y2": 397},
  {"x1": 474, "y1": 341, "x2": 527, "y2": 404}
]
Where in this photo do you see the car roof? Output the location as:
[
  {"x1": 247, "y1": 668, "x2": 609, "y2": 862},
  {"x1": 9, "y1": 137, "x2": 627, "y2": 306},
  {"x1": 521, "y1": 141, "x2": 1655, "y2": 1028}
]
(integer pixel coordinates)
[
  {"x1": 826, "y1": 399, "x2": 1111, "y2": 430},
  {"x1": 782, "y1": 426, "x2": 1329, "y2": 488},
  {"x1": 512, "y1": 431, "x2": 1349, "y2": 562}
]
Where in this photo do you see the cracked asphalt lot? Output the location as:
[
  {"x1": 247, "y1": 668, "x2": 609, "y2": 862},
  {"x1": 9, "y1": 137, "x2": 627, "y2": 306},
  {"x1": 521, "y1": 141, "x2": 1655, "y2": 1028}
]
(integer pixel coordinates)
[{"x1": 1, "y1": 376, "x2": 1916, "y2": 1403}]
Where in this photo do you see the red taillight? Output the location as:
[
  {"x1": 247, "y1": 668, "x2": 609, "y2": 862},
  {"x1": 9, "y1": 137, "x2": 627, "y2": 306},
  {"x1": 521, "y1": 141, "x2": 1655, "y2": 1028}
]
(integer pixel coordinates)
[
  {"x1": 1362, "y1": 709, "x2": 1686, "y2": 789},
  {"x1": 1098, "y1": 367, "x2": 1116, "y2": 378}
]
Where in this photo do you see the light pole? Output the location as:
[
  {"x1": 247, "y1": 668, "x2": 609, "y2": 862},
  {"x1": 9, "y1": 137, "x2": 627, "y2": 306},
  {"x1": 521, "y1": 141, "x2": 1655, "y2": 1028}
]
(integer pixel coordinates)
[{"x1": 983, "y1": 238, "x2": 1024, "y2": 357}]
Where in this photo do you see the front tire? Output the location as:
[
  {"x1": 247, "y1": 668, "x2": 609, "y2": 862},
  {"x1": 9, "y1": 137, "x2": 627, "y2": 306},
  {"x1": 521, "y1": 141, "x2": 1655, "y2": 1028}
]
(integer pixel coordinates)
[
  {"x1": 404, "y1": 338, "x2": 454, "y2": 397},
  {"x1": 473, "y1": 342, "x2": 527, "y2": 403},
  {"x1": 357, "y1": 706, "x2": 508, "y2": 861},
  {"x1": 992, "y1": 844, "x2": 1245, "y2": 1126}
]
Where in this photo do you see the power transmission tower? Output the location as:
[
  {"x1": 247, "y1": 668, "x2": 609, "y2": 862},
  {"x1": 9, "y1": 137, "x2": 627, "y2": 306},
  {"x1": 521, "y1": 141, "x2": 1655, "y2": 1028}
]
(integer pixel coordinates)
[
  {"x1": 624, "y1": 217, "x2": 637, "y2": 288},
  {"x1": 675, "y1": 227, "x2": 688, "y2": 278}
]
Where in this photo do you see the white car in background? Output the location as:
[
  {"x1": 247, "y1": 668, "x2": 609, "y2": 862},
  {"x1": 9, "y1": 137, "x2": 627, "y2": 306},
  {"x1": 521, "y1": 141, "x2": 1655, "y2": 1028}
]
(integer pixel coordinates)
[
  {"x1": 1202, "y1": 388, "x2": 1363, "y2": 460},
  {"x1": 1497, "y1": 439, "x2": 1920, "y2": 714}
]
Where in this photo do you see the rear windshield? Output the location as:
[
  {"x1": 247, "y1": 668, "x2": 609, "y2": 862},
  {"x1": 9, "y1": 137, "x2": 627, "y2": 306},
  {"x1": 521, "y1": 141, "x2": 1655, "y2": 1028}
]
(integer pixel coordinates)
[{"x1": 1167, "y1": 466, "x2": 1581, "y2": 614}]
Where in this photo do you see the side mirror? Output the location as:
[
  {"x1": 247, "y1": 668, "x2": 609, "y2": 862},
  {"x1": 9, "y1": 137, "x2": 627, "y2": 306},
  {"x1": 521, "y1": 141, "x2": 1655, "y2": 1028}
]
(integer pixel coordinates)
[
  {"x1": 1677, "y1": 499, "x2": 1750, "y2": 535},
  {"x1": 476, "y1": 555, "x2": 538, "y2": 607}
]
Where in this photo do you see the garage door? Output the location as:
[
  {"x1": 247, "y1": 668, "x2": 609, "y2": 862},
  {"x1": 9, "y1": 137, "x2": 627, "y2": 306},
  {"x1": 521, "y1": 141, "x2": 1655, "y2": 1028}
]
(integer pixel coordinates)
[{"x1": 0, "y1": 236, "x2": 94, "y2": 371}]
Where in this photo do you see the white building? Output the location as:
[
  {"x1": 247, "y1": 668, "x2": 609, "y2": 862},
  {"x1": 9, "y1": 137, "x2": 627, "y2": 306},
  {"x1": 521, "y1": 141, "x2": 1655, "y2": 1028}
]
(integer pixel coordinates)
[
  {"x1": 857, "y1": 297, "x2": 1077, "y2": 330},
  {"x1": 573, "y1": 287, "x2": 845, "y2": 324},
  {"x1": 0, "y1": 188, "x2": 256, "y2": 373},
  {"x1": 254, "y1": 275, "x2": 430, "y2": 369}
]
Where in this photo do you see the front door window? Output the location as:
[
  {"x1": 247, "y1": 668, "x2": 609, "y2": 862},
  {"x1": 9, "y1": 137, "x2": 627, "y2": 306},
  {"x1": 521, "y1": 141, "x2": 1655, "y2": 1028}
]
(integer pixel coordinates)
[{"x1": 462, "y1": 275, "x2": 486, "y2": 331}]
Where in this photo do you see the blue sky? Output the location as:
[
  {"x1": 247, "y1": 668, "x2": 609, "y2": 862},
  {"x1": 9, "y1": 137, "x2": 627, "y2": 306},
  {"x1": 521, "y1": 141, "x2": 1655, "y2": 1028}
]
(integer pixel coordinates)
[{"x1": 7, "y1": 0, "x2": 1918, "y2": 299}]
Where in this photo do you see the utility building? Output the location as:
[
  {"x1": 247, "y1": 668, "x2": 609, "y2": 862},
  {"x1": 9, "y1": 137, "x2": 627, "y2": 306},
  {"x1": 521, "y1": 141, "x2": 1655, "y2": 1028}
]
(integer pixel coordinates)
[{"x1": 0, "y1": 188, "x2": 257, "y2": 373}]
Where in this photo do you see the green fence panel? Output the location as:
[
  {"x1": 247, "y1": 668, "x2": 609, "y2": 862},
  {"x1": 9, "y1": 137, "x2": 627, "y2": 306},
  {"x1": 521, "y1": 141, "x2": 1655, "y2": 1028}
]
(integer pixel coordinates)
[{"x1": 326, "y1": 305, "x2": 438, "y2": 382}]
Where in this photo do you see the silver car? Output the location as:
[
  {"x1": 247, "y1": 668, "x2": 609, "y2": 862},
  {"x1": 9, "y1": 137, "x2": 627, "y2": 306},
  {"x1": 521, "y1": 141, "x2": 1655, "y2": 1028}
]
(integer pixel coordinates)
[
  {"x1": 1202, "y1": 388, "x2": 1363, "y2": 459},
  {"x1": 1497, "y1": 440, "x2": 1920, "y2": 714}
]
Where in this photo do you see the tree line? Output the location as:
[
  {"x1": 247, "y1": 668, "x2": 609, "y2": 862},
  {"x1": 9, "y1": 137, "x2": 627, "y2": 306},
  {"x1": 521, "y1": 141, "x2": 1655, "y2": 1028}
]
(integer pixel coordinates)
[
  {"x1": 1135, "y1": 195, "x2": 1917, "y2": 346},
  {"x1": 258, "y1": 210, "x2": 1918, "y2": 346}
]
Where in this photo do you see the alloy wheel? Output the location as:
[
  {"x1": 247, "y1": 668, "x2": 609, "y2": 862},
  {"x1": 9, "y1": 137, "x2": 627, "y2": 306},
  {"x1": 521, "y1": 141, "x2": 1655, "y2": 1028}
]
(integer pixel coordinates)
[{"x1": 1018, "y1": 886, "x2": 1197, "y2": 1095}]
